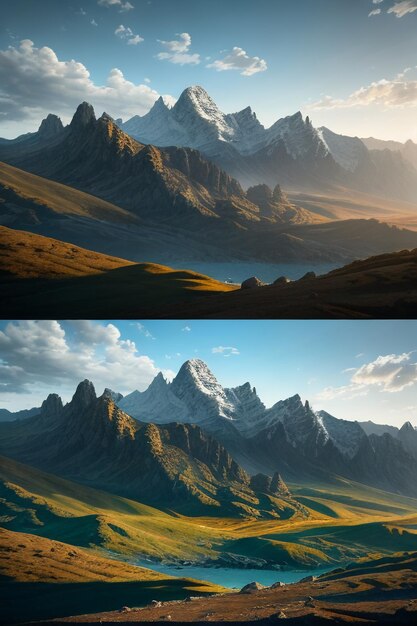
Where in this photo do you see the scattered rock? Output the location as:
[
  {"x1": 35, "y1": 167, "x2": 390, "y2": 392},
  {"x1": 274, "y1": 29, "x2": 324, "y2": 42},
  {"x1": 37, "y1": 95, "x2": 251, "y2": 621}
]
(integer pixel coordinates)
[
  {"x1": 161, "y1": 616, "x2": 172, "y2": 621},
  {"x1": 299, "y1": 271, "x2": 316, "y2": 280},
  {"x1": 241, "y1": 276, "x2": 265, "y2": 290},
  {"x1": 239, "y1": 581, "x2": 265, "y2": 594},
  {"x1": 151, "y1": 600, "x2": 162, "y2": 607},
  {"x1": 304, "y1": 595, "x2": 315, "y2": 608},
  {"x1": 300, "y1": 575, "x2": 317, "y2": 583},
  {"x1": 270, "y1": 581, "x2": 286, "y2": 588},
  {"x1": 273, "y1": 610, "x2": 287, "y2": 619},
  {"x1": 120, "y1": 606, "x2": 131, "y2": 613},
  {"x1": 273, "y1": 276, "x2": 291, "y2": 286}
]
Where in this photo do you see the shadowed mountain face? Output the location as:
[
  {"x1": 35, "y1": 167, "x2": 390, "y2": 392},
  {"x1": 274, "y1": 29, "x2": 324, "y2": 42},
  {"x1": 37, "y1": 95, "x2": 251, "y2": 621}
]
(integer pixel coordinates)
[
  {"x1": 3, "y1": 103, "x2": 417, "y2": 270},
  {"x1": 0, "y1": 381, "x2": 300, "y2": 517},
  {"x1": 0, "y1": 103, "x2": 262, "y2": 231},
  {"x1": 118, "y1": 359, "x2": 417, "y2": 497}
]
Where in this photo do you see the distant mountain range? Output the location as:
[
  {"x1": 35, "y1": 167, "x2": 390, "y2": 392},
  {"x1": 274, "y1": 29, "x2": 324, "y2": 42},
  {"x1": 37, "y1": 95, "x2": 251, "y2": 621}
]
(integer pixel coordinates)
[
  {"x1": 120, "y1": 86, "x2": 417, "y2": 201},
  {"x1": 118, "y1": 359, "x2": 417, "y2": 497},
  {"x1": 2, "y1": 361, "x2": 416, "y2": 500}
]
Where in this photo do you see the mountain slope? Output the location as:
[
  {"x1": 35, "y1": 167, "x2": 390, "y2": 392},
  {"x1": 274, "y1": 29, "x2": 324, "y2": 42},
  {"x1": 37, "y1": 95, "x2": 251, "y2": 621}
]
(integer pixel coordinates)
[
  {"x1": 0, "y1": 102, "x2": 262, "y2": 231},
  {"x1": 119, "y1": 360, "x2": 417, "y2": 497},
  {"x1": 0, "y1": 381, "x2": 297, "y2": 518},
  {"x1": 121, "y1": 86, "x2": 417, "y2": 201}
]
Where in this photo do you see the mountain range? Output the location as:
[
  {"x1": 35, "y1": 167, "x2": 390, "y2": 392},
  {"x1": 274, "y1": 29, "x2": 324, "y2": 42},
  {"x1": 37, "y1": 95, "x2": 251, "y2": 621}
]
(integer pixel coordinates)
[
  {"x1": 120, "y1": 86, "x2": 417, "y2": 201},
  {"x1": 2, "y1": 361, "x2": 416, "y2": 501},
  {"x1": 0, "y1": 380, "x2": 298, "y2": 518},
  {"x1": 118, "y1": 359, "x2": 417, "y2": 497},
  {"x1": 2, "y1": 94, "x2": 417, "y2": 271}
]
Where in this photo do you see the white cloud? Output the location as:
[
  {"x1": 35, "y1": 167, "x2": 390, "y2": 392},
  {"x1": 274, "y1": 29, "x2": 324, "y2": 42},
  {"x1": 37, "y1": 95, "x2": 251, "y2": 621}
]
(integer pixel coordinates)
[
  {"x1": 387, "y1": 1, "x2": 417, "y2": 17},
  {"x1": 310, "y1": 67, "x2": 417, "y2": 109},
  {"x1": 211, "y1": 346, "x2": 240, "y2": 357},
  {"x1": 77, "y1": 8, "x2": 87, "y2": 15},
  {"x1": 91, "y1": 18, "x2": 98, "y2": 26},
  {"x1": 115, "y1": 24, "x2": 143, "y2": 45},
  {"x1": 0, "y1": 321, "x2": 170, "y2": 401},
  {"x1": 352, "y1": 352, "x2": 417, "y2": 391},
  {"x1": 98, "y1": 0, "x2": 134, "y2": 12},
  {"x1": 315, "y1": 352, "x2": 417, "y2": 401},
  {"x1": 144, "y1": 77, "x2": 151, "y2": 83},
  {"x1": 156, "y1": 33, "x2": 200, "y2": 65},
  {"x1": 369, "y1": 8, "x2": 382, "y2": 15},
  {"x1": 0, "y1": 40, "x2": 172, "y2": 132},
  {"x1": 207, "y1": 47, "x2": 267, "y2": 76},
  {"x1": 182, "y1": 326, "x2": 191, "y2": 332}
]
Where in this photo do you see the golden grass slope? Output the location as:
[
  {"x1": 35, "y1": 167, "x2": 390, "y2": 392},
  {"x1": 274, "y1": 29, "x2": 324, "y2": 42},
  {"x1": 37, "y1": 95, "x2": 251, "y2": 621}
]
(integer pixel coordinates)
[
  {"x1": 0, "y1": 527, "x2": 168, "y2": 584},
  {"x1": 0, "y1": 161, "x2": 135, "y2": 223},
  {"x1": 0, "y1": 225, "x2": 135, "y2": 279},
  {"x1": 0, "y1": 225, "x2": 236, "y2": 316}
]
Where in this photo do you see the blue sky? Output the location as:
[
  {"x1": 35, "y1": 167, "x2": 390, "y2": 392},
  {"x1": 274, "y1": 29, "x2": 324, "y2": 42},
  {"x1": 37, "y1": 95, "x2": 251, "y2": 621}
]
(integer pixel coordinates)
[
  {"x1": 1, "y1": 319, "x2": 417, "y2": 427},
  {"x1": 1, "y1": 0, "x2": 417, "y2": 139}
]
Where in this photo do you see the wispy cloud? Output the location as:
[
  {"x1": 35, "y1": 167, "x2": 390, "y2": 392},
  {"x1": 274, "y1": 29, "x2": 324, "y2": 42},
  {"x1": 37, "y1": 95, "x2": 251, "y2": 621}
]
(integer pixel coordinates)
[
  {"x1": 181, "y1": 326, "x2": 191, "y2": 332},
  {"x1": 387, "y1": 0, "x2": 417, "y2": 17},
  {"x1": 115, "y1": 24, "x2": 143, "y2": 45},
  {"x1": 207, "y1": 46, "x2": 267, "y2": 76},
  {"x1": 369, "y1": 8, "x2": 382, "y2": 15},
  {"x1": 98, "y1": 0, "x2": 134, "y2": 12},
  {"x1": 156, "y1": 33, "x2": 200, "y2": 65},
  {"x1": 310, "y1": 67, "x2": 417, "y2": 109},
  {"x1": 134, "y1": 322, "x2": 155, "y2": 340},
  {"x1": 211, "y1": 346, "x2": 240, "y2": 357}
]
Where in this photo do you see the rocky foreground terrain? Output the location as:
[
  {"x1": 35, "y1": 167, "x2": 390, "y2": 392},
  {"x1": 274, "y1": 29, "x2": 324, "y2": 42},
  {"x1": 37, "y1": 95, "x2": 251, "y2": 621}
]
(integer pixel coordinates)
[{"x1": 34, "y1": 552, "x2": 417, "y2": 625}]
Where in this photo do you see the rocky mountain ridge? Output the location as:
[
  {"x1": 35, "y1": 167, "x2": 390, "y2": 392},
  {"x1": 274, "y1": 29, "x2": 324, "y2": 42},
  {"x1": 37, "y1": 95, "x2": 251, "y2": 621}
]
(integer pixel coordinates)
[
  {"x1": 118, "y1": 359, "x2": 417, "y2": 496},
  {"x1": 120, "y1": 86, "x2": 417, "y2": 200},
  {"x1": 0, "y1": 380, "x2": 300, "y2": 518}
]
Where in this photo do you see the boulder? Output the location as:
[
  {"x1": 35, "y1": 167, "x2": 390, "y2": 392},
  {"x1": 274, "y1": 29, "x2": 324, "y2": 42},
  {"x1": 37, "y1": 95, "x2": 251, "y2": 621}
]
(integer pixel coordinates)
[
  {"x1": 270, "y1": 581, "x2": 286, "y2": 589},
  {"x1": 299, "y1": 271, "x2": 316, "y2": 280},
  {"x1": 150, "y1": 600, "x2": 162, "y2": 607},
  {"x1": 120, "y1": 606, "x2": 131, "y2": 613},
  {"x1": 273, "y1": 276, "x2": 291, "y2": 286},
  {"x1": 241, "y1": 276, "x2": 265, "y2": 290},
  {"x1": 299, "y1": 575, "x2": 317, "y2": 583},
  {"x1": 239, "y1": 581, "x2": 265, "y2": 594}
]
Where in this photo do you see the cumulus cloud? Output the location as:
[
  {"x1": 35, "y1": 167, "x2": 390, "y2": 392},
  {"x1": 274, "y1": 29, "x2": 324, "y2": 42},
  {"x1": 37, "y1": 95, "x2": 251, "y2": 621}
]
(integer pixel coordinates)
[
  {"x1": 207, "y1": 47, "x2": 267, "y2": 76},
  {"x1": 310, "y1": 68, "x2": 417, "y2": 109},
  {"x1": 0, "y1": 320, "x2": 172, "y2": 401},
  {"x1": 156, "y1": 33, "x2": 200, "y2": 65},
  {"x1": 211, "y1": 346, "x2": 240, "y2": 357},
  {"x1": 387, "y1": 0, "x2": 417, "y2": 17},
  {"x1": 352, "y1": 352, "x2": 417, "y2": 391},
  {"x1": 0, "y1": 40, "x2": 173, "y2": 133},
  {"x1": 115, "y1": 24, "x2": 143, "y2": 45},
  {"x1": 182, "y1": 326, "x2": 191, "y2": 332},
  {"x1": 369, "y1": 8, "x2": 382, "y2": 15},
  {"x1": 98, "y1": 0, "x2": 134, "y2": 12},
  {"x1": 315, "y1": 352, "x2": 417, "y2": 401}
]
